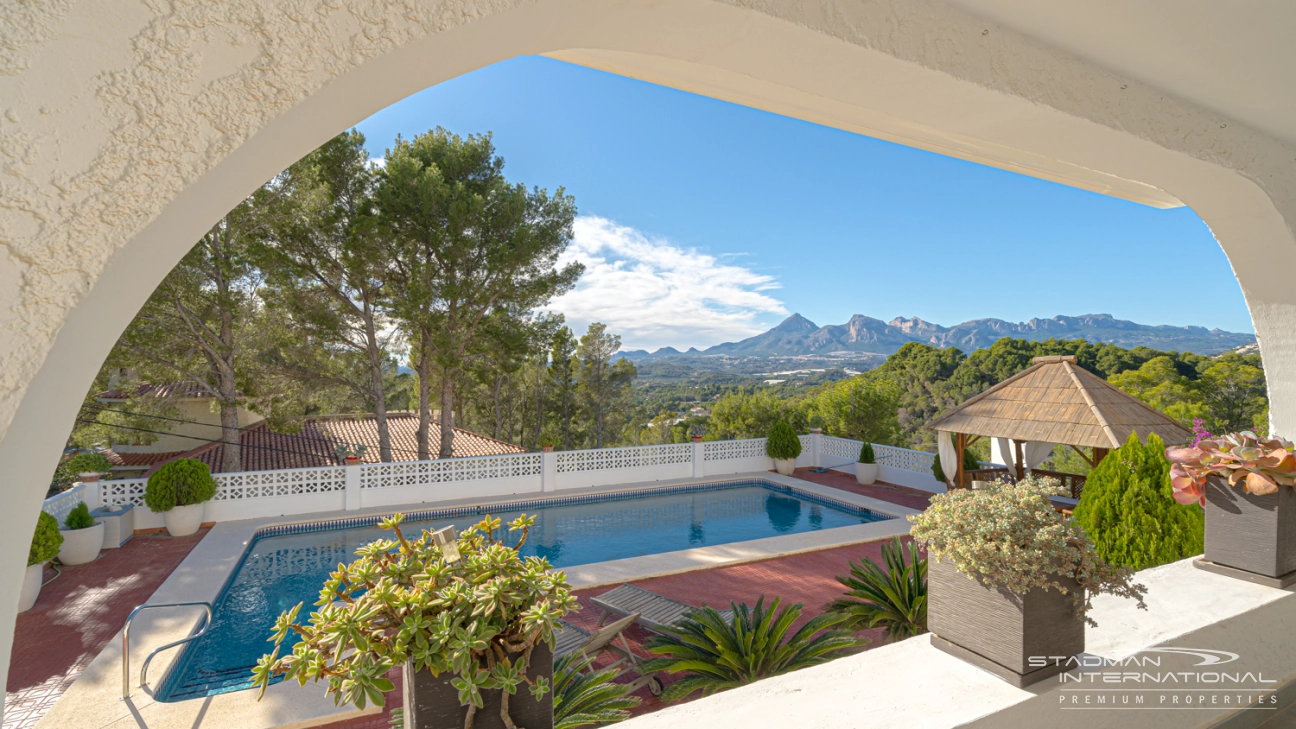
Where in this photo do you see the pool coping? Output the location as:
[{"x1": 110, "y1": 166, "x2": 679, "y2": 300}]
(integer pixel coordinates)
[{"x1": 36, "y1": 471, "x2": 918, "y2": 729}]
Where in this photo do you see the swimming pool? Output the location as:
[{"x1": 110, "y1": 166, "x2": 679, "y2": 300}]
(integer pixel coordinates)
[{"x1": 156, "y1": 480, "x2": 890, "y2": 701}]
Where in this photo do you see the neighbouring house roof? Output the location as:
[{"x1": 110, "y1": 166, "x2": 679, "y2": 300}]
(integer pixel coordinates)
[
  {"x1": 104, "y1": 413, "x2": 526, "y2": 475},
  {"x1": 102, "y1": 450, "x2": 190, "y2": 470},
  {"x1": 96, "y1": 381, "x2": 221, "y2": 401},
  {"x1": 926, "y1": 355, "x2": 1192, "y2": 449}
]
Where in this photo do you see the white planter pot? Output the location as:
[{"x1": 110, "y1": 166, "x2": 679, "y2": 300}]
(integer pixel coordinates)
[
  {"x1": 773, "y1": 458, "x2": 796, "y2": 476},
  {"x1": 57, "y1": 522, "x2": 105, "y2": 565},
  {"x1": 855, "y1": 463, "x2": 880, "y2": 486},
  {"x1": 18, "y1": 563, "x2": 45, "y2": 613},
  {"x1": 164, "y1": 503, "x2": 205, "y2": 537}
]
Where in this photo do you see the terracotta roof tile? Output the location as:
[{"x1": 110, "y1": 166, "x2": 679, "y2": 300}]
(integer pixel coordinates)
[{"x1": 135, "y1": 413, "x2": 526, "y2": 475}]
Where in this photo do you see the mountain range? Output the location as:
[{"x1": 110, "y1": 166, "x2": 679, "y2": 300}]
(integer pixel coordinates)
[{"x1": 620, "y1": 314, "x2": 1256, "y2": 359}]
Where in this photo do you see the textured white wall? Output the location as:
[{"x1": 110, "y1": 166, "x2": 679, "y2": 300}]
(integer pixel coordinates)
[{"x1": 2, "y1": 0, "x2": 1294, "y2": 719}]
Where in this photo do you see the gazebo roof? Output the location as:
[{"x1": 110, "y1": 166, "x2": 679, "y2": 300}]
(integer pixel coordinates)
[{"x1": 926, "y1": 355, "x2": 1191, "y2": 449}]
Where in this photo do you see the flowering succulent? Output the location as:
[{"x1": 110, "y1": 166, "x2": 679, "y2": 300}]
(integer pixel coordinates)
[
  {"x1": 252, "y1": 512, "x2": 576, "y2": 729},
  {"x1": 1166, "y1": 431, "x2": 1296, "y2": 506},
  {"x1": 909, "y1": 477, "x2": 1146, "y2": 626}
]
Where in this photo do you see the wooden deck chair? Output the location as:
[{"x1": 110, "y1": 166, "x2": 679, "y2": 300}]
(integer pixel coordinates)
[
  {"x1": 555, "y1": 613, "x2": 663, "y2": 696},
  {"x1": 590, "y1": 583, "x2": 735, "y2": 633}
]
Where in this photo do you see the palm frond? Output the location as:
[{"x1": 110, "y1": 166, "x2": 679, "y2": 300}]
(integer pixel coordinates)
[
  {"x1": 827, "y1": 537, "x2": 927, "y2": 641},
  {"x1": 643, "y1": 596, "x2": 867, "y2": 702},
  {"x1": 553, "y1": 652, "x2": 640, "y2": 729}
]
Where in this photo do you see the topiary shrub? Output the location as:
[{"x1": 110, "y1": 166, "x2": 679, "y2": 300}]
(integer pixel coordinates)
[
  {"x1": 858, "y1": 442, "x2": 875, "y2": 464},
  {"x1": 1073, "y1": 432, "x2": 1204, "y2": 570},
  {"x1": 765, "y1": 422, "x2": 802, "y2": 460},
  {"x1": 931, "y1": 448, "x2": 981, "y2": 484},
  {"x1": 30, "y1": 511, "x2": 63, "y2": 566},
  {"x1": 65, "y1": 502, "x2": 96, "y2": 530},
  {"x1": 65, "y1": 452, "x2": 112, "y2": 476},
  {"x1": 145, "y1": 458, "x2": 218, "y2": 513}
]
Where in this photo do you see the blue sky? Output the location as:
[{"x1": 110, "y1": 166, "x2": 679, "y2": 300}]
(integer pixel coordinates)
[{"x1": 356, "y1": 56, "x2": 1251, "y2": 351}]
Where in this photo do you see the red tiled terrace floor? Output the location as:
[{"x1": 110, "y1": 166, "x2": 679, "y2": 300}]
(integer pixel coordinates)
[{"x1": 3, "y1": 529, "x2": 208, "y2": 729}]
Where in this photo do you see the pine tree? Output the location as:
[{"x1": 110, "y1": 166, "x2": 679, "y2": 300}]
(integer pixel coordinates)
[{"x1": 1073, "y1": 432, "x2": 1204, "y2": 570}]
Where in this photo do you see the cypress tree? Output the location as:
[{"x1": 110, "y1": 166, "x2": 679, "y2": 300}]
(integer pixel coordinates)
[{"x1": 1073, "y1": 432, "x2": 1204, "y2": 570}]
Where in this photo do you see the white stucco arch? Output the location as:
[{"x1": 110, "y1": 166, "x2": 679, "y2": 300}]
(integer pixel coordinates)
[{"x1": 3, "y1": 1, "x2": 1294, "y2": 715}]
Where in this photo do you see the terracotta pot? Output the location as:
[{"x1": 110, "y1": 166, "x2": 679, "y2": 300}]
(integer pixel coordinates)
[
  {"x1": 164, "y1": 503, "x2": 204, "y2": 537},
  {"x1": 1198, "y1": 476, "x2": 1296, "y2": 586},
  {"x1": 690, "y1": 435, "x2": 703, "y2": 442},
  {"x1": 403, "y1": 642, "x2": 552, "y2": 729},
  {"x1": 344, "y1": 456, "x2": 360, "y2": 465},
  {"x1": 773, "y1": 458, "x2": 796, "y2": 476},
  {"x1": 57, "y1": 521, "x2": 104, "y2": 565},
  {"x1": 18, "y1": 563, "x2": 45, "y2": 613},
  {"x1": 928, "y1": 559, "x2": 1084, "y2": 687},
  {"x1": 855, "y1": 463, "x2": 880, "y2": 485},
  {"x1": 78, "y1": 472, "x2": 101, "y2": 483}
]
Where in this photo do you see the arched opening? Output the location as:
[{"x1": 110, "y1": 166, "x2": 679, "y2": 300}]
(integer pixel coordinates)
[{"x1": 4, "y1": 1, "x2": 1295, "y2": 723}]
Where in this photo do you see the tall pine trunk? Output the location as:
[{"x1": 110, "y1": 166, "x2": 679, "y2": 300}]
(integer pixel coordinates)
[
  {"x1": 415, "y1": 334, "x2": 432, "y2": 460},
  {"x1": 439, "y1": 367, "x2": 456, "y2": 458},
  {"x1": 363, "y1": 302, "x2": 392, "y2": 462}
]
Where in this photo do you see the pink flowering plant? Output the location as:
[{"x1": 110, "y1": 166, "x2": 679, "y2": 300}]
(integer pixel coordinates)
[{"x1": 1165, "y1": 431, "x2": 1296, "y2": 506}]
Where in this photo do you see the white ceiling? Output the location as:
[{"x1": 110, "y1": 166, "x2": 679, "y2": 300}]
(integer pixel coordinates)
[{"x1": 947, "y1": 0, "x2": 1296, "y2": 146}]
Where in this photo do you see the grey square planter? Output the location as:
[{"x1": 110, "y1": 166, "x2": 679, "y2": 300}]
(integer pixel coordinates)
[
  {"x1": 928, "y1": 558, "x2": 1084, "y2": 687},
  {"x1": 402, "y1": 642, "x2": 552, "y2": 729},
  {"x1": 1198, "y1": 476, "x2": 1296, "y2": 587}
]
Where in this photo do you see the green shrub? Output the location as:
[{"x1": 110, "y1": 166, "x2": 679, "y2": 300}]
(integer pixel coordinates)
[
  {"x1": 642, "y1": 597, "x2": 863, "y2": 702},
  {"x1": 553, "y1": 651, "x2": 640, "y2": 729},
  {"x1": 765, "y1": 422, "x2": 802, "y2": 460},
  {"x1": 930, "y1": 448, "x2": 981, "y2": 484},
  {"x1": 857, "y1": 442, "x2": 875, "y2": 464},
  {"x1": 65, "y1": 502, "x2": 96, "y2": 530},
  {"x1": 65, "y1": 452, "x2": 112, "y2": 476},
  {"x1": 145, "y1": 458, "x2": 217, "y2": 512},
  {"x1": 828, "y1": 537, "x2": 926, "y2": 641},
  {"x1": 1073, "y1": 432, "x2": 1204, "y2": 570},
  {"x1": 30, "y1": 511, "x2": 63, "y2": 566}
]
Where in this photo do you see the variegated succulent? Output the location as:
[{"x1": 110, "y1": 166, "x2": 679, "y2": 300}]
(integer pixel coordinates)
[
  {"x1": 1166, "y1": 431, "x2": 1296, "y2": 506},
  {"x1": 252, "y1": 512, "x2": 576, "y2": 729}
]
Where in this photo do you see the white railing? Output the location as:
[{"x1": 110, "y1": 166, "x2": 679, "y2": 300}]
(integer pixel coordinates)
[
  {"x1": 41, "y1": 482, "x2": 101, "y2": 526},
  {"x1": 48, "y1": 433, "x2": 944, "y2": 530}
]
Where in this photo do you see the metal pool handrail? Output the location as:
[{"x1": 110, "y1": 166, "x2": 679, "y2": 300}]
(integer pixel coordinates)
[{"x1": 121, "y1": 601, "x2": 212, "y2": 700}]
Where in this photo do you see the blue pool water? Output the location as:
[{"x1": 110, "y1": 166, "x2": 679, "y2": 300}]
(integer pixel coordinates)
[{"x1": 157, "y1": 480, "x2": 888, "y2": 701}]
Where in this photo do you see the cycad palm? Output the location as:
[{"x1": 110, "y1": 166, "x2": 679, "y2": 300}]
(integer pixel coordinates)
[
  {"x1": 828, "y1": 537, "x2": 927, "y2": 641},
  {"x1": 642, "y1": 597, "x2": 864, "y2": 702},
  {"x1": 553, "y1": 652, "x2": 640, "y2": 729}
]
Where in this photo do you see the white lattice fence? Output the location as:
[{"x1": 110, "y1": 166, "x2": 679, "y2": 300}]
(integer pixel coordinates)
[
  {"x1": 360, "y1": 453, "x2": 542, "y2": 489},
  {"x1": 874, "y1": 444, "x2": 936, "y2": 474},
  {"x1": 41, "y1": 483, "x2": 98, "y2": 525},
  {"x1": 102, "y1": 478, "x2": 148, "y2": 507},
  {"x1": 821, "y1": 435, "x2": 865, "y2": 464},
  {"x1": 214, "y1": 466, "x2": 346, "y2": 500},
  {"x1": 553, "y1": 444, "x2": 692, "y2": 490},
  {"x1": 555, "y1": 444, "x2": 690, "y2": 473},
  {"x1": 703, "y1": 439, "x2": 768, "y2": 462}
]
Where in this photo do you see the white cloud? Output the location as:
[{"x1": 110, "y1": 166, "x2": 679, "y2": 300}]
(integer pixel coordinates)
[{"x1": 548, "y1": 217, "x2": 787, "y2": 351}]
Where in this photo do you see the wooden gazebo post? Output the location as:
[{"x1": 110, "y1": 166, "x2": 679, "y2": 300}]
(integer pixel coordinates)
[{"x1": 954, "y1": 433, "x2": 966, "y2": 490}]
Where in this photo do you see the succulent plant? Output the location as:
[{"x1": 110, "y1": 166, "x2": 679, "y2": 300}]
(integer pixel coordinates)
[
  {"x1": 252, "y1": 512, "x2": 576, "y2": 729},
  {"x1": 1166, "y1": 431, "x2": 1296, "y2": 506}
]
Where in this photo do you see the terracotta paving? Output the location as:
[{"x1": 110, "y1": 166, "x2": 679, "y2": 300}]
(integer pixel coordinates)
[
  {"x1": 789, "y1": 467, "x2": 936, "y2": 511},
  {"x1": 3, "y1": 529, "x2": 208, "y2": 729}
]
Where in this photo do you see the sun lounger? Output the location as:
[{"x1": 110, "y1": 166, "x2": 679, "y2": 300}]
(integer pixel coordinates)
[
  {"x1": 590, "y1": 583, "x2": 734, "y2": 633},
  {"x1": 556, "y1": 612, "x2": 663, "y2": 695}
]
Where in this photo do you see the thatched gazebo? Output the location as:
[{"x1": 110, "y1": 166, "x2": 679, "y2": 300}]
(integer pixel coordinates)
[{"x1": 926, "y1": 355, "x2": 1191, "y2": 497}]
